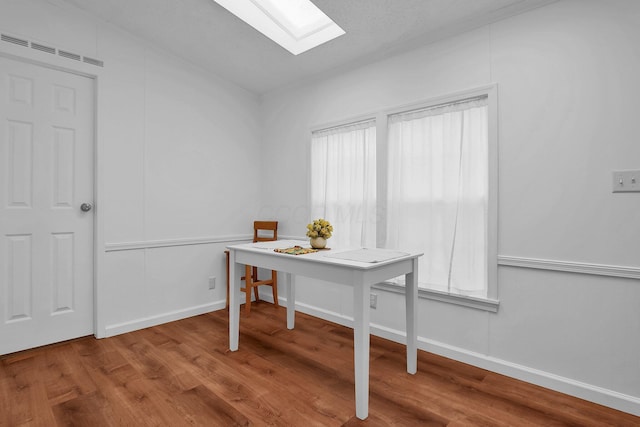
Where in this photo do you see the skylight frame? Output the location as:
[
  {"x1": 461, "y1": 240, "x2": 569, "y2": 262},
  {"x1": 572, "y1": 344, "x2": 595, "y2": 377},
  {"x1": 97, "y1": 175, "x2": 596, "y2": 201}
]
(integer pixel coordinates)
[
  {"x1": 252, "y1": 0, "x2": 333, "y2": 40},
  {"x1": 211, "y1": 0, "x2": 345, "y2": 55}
]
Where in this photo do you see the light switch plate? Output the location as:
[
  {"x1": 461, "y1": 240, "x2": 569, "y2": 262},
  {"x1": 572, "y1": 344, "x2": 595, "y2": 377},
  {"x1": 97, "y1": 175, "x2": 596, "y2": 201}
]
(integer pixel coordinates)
[{"x1": 612, "y1": 170, "x2": 640, "y2": 193}]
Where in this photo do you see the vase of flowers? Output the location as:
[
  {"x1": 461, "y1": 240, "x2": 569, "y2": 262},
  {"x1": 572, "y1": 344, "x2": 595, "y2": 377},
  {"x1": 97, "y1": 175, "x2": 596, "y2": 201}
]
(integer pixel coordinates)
[{"x1": 306, "y1": 218, "x2": 333, "y2": 249}]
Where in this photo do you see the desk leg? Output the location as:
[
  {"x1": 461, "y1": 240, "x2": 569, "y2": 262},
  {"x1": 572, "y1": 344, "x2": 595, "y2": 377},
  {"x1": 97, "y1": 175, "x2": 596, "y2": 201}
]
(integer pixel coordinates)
[
  {"x1": 228, "y1": 250, "x2": 242, "y2": 352},
  {"x1": 405, "y1": 258, "x2": 418, "y2": 374},
  {"x1": 353, "y1": 278, "x2": 371, "y2": 420},
  {"x1": 285, "y1": 273, "x2": 295, "y2": 329}
]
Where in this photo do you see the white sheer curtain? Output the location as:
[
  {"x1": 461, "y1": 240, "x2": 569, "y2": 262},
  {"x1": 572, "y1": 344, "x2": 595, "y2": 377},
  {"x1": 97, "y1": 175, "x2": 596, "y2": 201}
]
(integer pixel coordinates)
[
  {"x1": 311, "y1": 120, "x2": 376, "y2": 249},
  {"x1": 386, "y1": 97, "x2": 488, "y2": 297}
]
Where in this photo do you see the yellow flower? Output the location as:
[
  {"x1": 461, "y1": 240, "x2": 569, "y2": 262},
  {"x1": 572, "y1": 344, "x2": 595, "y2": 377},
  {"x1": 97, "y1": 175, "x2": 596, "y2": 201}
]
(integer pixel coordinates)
[{"x1": 306, "y1": 218, "x2": 333, "y2": 239}]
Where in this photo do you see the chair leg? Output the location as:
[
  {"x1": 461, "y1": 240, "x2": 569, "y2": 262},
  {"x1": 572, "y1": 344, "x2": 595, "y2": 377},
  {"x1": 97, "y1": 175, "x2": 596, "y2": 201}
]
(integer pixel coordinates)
[
  {"x1": 271, "y1": 270, "x2": 279, "y2": 307},
  {"x1": 252, "y1": 266, "x2": 260, "y2": 302}
]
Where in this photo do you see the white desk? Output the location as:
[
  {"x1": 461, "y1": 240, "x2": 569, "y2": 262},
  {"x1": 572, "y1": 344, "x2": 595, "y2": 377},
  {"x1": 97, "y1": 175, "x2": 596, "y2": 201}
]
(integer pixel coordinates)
[{"x1": 226, "y1": 242, "x2": 422, "y2": 420}]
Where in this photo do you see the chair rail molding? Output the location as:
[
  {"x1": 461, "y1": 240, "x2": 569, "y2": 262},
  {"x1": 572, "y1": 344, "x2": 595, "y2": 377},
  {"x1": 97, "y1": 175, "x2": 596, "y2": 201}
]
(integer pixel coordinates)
[
  {"x1": 104, "y1": 234, "x2": 252, "y2": 252},
  {"x1": 498, "y1": 255, "x2": 640, "y2": 280}
]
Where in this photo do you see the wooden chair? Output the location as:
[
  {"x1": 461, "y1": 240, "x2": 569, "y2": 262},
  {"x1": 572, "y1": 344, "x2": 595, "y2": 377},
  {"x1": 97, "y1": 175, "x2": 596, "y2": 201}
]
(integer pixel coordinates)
[{"x1": 225, "y1": 221, "x2": 279, "y2": 314}]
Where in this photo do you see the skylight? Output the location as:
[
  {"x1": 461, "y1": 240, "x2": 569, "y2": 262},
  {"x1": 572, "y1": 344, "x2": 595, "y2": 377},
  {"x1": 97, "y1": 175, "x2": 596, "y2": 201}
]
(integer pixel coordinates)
[{"x1": 212, "y1": 0, "x2": 345, "y2": 55}]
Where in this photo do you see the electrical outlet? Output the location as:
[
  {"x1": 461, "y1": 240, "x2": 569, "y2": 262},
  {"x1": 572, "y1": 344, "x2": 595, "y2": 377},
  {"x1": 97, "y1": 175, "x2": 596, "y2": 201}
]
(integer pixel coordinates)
[
  {"x1": 612, "y1": 170, "x2": 640, "y2": 193},
  {"x1": 370, "y1": 293, "x2": 377, "y2": 309},
  {"x1": 208, "y1": 276, "x2": 216, "y2": 290}
]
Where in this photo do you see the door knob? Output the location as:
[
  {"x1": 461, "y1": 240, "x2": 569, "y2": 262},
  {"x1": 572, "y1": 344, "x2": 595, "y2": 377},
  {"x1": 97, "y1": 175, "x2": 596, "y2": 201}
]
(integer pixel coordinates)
[{"x1": 80, "y1": 203, "x2": 93, "y2": 212}]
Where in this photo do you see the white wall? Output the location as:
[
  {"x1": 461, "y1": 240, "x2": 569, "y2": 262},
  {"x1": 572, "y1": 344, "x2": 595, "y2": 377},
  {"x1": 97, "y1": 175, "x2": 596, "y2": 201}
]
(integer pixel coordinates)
[
  {"x1": 97, "y1": 23, "x2": 262, "y2": 335},
  {"x1": 0, "y1": 0, "x2": 263, "y2": 336},
  {"x1": 260, "y1": 0, "x2": 640, "y2": 415}
]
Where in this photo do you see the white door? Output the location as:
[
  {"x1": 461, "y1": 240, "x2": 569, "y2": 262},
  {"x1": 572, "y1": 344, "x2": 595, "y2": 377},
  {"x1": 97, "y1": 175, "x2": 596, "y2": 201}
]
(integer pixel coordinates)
[{"x1": 0, "y1": 56, "x2": 94, "y2": 355}]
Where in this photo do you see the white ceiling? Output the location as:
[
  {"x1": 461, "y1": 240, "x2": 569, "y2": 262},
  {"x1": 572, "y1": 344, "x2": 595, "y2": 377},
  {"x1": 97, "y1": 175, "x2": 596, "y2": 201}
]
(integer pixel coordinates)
[{"x1": 58, "y1": 0, "x2": 557, "y2": 94}]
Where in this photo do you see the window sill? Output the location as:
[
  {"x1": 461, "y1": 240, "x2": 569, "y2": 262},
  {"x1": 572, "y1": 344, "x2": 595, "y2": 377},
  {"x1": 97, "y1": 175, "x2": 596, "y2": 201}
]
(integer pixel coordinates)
[{"x1": 372, "y1": 281, "x2": 499, "y2": 312}]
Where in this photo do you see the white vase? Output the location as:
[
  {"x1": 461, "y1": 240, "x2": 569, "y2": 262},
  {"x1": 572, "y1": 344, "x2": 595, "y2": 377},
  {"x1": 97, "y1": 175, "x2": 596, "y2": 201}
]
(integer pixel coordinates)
[{"x1": 310, "y1": 237, "x2": 327, "y2": 249}]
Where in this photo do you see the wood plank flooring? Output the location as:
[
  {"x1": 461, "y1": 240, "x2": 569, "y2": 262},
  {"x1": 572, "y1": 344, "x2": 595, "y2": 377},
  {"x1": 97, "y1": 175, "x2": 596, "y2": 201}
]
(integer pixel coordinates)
[{"x1": 1, "y1": 302, "x2": 638, "y2": 426}]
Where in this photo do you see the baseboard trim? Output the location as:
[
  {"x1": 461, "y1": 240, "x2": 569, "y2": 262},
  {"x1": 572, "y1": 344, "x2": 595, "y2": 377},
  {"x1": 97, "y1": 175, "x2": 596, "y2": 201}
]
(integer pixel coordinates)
[
  {"x1": 103, "y1": 301, "x2": 225, "y2": 337},
  {"x1": 293, "y1": 300, "x2": 354, "y2": 328},
  {"x1": 498, "y1": 255, "x2": 640, "y2": 280},
  {"x1": 419, "y1": 338, "x2": 640, "y2": 417},
  {"x1": 282, "y1": 298, "x2": 640, "y2": 417}
]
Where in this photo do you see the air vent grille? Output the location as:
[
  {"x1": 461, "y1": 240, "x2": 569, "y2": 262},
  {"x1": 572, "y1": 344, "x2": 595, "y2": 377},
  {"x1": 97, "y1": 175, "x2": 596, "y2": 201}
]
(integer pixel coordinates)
[
  {"x1": 82, "y1": 56, "x2": 104, "y2": 67},
  {"x1": 1, "y1": 34, "x2": 28, "y2": 47},
  {"x1": 1, "y1": 33, "x2": 104, "y2": 68},
  {"x1": 31, "y1": 43, "x2": 55, "y2": 54},
  {"x1": 58, "y1": 50, "x2": 81, "y2": 61}
]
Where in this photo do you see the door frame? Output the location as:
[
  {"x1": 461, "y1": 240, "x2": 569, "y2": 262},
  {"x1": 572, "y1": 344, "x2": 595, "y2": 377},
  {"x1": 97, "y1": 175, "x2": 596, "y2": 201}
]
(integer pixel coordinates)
[{"x1": 0, "y1": 42, "x2": 104, "y2": 340}]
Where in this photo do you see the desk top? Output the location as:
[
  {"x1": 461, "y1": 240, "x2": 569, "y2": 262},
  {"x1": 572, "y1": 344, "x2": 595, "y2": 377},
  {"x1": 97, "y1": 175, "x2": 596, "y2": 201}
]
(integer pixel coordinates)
[{"x1": 227, "y1": 240, "x2": 422, "y2": 270}]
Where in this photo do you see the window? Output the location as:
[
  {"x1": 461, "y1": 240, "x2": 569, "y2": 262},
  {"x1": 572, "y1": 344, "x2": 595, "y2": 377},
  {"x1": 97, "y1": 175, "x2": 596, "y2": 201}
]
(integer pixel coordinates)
[
  {"x1": 309, "y1": 86, "x2": 498, "y2": 306},
  {"x1": 310, "y1": 120, "x2": 376, "y2": 249},
  {"x1": 386, "y1": 96, "x2": 489, "y2": 297}
]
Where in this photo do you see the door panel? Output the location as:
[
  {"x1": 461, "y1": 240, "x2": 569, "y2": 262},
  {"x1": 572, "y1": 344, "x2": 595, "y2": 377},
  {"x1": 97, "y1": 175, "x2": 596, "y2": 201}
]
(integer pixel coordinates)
[{"x1": 0, "y1": 56, "x2": 94, "y2": 355}]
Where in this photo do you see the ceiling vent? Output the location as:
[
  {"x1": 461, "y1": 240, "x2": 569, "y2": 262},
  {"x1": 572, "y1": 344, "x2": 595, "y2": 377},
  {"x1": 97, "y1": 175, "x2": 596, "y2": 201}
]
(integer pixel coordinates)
[{"x1": 1, "y1": 33, "x2": 104, "y2": 68}]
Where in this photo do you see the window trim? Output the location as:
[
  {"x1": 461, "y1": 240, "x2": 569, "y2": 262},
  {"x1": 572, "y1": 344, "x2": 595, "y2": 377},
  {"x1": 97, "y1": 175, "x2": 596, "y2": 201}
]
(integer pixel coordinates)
[{"x1": 373, "y1": 281, "x2": 500, "y2": 312}]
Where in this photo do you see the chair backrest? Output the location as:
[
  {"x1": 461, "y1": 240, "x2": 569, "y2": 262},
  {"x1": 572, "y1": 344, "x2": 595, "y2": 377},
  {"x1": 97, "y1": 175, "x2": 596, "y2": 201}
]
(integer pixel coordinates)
[{"x1": 253, "y1": 221, "x2": 278, "y2": 243}]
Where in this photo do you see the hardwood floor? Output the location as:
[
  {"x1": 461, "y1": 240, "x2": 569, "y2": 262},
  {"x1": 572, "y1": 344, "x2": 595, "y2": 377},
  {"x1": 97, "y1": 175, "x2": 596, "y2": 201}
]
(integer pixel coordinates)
[{"x1": 1, "y1": 303, "x2": 638, "y2": 426}]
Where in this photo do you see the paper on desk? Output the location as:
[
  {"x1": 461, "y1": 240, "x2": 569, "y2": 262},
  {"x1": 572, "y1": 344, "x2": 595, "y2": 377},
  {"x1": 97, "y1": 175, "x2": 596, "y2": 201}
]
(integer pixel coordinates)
[
  {"x1": 324, "y1": 248, "x2": 409, "y2": 263},
  {"x1": 251, "y1": 240, "x2": 308, "y2": 250}
]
